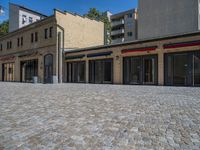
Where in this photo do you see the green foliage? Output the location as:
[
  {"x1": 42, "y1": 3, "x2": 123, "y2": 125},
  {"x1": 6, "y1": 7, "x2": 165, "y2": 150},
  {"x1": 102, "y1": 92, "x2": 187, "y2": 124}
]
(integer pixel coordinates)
[{"x1": 0, "y1": 20, "x2": 9, "y2": 37}]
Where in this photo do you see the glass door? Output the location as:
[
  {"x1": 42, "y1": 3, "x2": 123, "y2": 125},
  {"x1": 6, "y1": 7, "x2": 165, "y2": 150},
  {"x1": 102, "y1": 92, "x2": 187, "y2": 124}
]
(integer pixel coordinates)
[
  {"x1": 143, "y1": 57, "x2": 155, "y2": 84},
  {"x1": 67, "y1": 61, "x2": 85, "y2": 83},
  {"x1": 103, "y1": 59, "x2": 113, "y2": 83},
  {"x1": 173, "y1": 54, "x2": 189, "y2": 86},
  {"x1": 194, "y1": 52, "x2": 200, "y2": 86},
  {"x1": 44, "y1": 54, "x2": 53, "y2": 83},
  {"x1": 89, "y1": 59, "x2": 113, "y2": 84},
  {"x1": 130, "y1": 57, "x2": 141, "y2": 84},
  {"x1": 123, "y1": 55, "x2": 158, "y2": 85}
]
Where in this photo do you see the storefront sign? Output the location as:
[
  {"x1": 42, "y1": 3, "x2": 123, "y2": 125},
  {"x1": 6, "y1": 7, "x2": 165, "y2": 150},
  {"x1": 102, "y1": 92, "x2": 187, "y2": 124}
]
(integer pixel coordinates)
[{"x1": 0, "y1": 56, "x2": 15, "y2": 61}]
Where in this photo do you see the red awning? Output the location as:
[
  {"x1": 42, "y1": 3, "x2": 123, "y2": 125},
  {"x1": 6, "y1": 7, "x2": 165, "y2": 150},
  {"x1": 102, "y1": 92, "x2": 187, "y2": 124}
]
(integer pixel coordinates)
[
  {"x1": 163, "y1": 40, "x2": 200, "y2": 49},
  {"x1": 121, "y1": 46, "x2": 157, "y2": 54}
]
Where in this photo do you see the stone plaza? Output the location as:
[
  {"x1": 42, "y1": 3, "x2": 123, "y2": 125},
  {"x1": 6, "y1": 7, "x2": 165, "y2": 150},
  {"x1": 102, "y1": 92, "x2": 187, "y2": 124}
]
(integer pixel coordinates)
[{"x1": 0, "y1": 83, "x2": 200, "y2": 150}]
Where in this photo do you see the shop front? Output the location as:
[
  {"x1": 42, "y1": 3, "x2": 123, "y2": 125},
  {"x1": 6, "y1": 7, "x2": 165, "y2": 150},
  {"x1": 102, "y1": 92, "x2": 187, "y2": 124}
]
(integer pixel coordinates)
[
  {"x1": 165, "y1": 51, "x2": 200, "y2": 86},
  {"x1": 66, "y1": 61, "x2": 86, "y2": 83},
  {"x1": 20, "y1": 59, "x2": 38, "y2": 83},
  {"x1": 123, "y1": 55, "x2": 158, "y2": 85},
  {"x1": 89, "y1": 59, "x2": 113, "y2": 84},
  {"x1": 2, "y1": 63, "x2": 15, "y2": 82}
]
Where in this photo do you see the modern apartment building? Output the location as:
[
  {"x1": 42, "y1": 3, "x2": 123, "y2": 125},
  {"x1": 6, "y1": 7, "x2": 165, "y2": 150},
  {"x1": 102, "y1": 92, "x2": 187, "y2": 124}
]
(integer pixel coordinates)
[
  {"x1": 9, "y1": 3, "x2": 47, "y2": 32},
  {"x1": 138, "y1": 0, "x2": 200, "y2": 39},
  {"x1": 0, "y1": 8, "x2": 104, "y2": 83},
  {"x1": 111, "y1": 9, "x2": 137, "y2": 44}
]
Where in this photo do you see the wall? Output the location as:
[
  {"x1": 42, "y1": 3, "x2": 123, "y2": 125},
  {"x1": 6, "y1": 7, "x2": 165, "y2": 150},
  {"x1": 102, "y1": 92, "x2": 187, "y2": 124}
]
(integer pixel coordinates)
[
  {"x1": 55, "y1": 10, "x2": 104, "y2": 49},
  {"x1": 9, "y1": 4, "x2": 19, "y2": 32},
  {"x1": 138, "y1": 0, "x2": 199, "y2": 40}
]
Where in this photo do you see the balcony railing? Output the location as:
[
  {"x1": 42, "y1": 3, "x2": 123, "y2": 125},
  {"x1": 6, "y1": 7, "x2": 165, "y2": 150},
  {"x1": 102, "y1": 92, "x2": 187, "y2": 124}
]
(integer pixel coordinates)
[
  {"x1": 111, "y1": 29, "x2": 125, "y2": 36},
  {"x1": 111, "y1": 19, "x2": 125, "y2": 27},
  {"x1": 111, "y1": 38, "x2": 125, "y2": 44}
]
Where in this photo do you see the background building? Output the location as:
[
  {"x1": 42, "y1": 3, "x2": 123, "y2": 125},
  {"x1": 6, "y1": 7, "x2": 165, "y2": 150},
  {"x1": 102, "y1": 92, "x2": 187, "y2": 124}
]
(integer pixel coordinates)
[
  {"x1": 110, "y1": 9, "x2": 137, "y2": 44},
  {"x1": 9, "y1": 3, "x2": 47, "y2": 32},
  {"x1": 0, "y1": 7, "x2": 104, "y2": 83},
  {"x1": 138, "y1": 0, "x2": 200, "y2": 39}
]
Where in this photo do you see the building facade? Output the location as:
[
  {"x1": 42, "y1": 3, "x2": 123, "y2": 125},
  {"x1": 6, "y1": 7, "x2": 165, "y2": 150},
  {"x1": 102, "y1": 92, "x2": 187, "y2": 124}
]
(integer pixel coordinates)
[
  {"x1": 9, "y1": 3, "x2": 47, "y2": 32},
  {"x1": 64, "y1": 31, "x2": 200, "y2": 87},
  {"x1": 0, "y1": 9, "x2": 104, "y2": 83},
  {"x1": 138, "y1": 0, "x2": 200, "y2": 39},
  {"x1": 110, "y1": 9, "x2": 137, "y2": 44}
]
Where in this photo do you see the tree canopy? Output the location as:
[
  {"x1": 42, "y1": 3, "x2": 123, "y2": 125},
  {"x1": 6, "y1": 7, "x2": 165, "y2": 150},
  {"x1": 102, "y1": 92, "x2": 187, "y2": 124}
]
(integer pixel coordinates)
[{"x1": 0, "y1": 20, "x2": 9, "y2": 37}]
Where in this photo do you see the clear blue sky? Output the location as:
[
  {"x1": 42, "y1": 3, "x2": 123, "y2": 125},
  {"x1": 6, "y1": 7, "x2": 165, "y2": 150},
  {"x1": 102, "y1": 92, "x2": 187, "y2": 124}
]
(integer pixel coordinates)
[{"x1": 0, "y1": 0, "x2": 138, "y2": 23}]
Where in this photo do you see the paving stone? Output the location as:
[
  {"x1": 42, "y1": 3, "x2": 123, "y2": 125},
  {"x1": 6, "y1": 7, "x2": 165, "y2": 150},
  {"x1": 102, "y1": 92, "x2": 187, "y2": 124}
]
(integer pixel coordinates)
[{"x1": 0, "y1": 83, "x2": 200, "y2": 149}]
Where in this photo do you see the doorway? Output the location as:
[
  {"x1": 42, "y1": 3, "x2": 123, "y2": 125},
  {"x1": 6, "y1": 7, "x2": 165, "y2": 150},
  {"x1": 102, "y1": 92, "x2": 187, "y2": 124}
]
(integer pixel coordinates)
[
  {"x1": 20, "y1": 59, "x2": 38, "y2": 83},
  {"x1": 67, "y1": 61, "x2": 86, "y2": 83},
  {"x1": 123, "y1": 55, "x2": 158, "y2": 85},
  {"x1": 44, "y1": 54, "x2": 53, "y2": 83},
  {"x1": 2, "y1": 63, "x2": 15, "y2": 82},
  {"x1": 89, "y1": 59, "x2": 113, "y2": 84},
  {"x1": 164, "y1": 51, "x2": 200, "y2": 86}
]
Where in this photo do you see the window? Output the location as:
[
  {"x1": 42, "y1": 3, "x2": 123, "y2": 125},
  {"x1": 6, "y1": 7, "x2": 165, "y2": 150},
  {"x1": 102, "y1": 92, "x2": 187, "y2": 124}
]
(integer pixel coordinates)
[
  {"x1": 21, "y1": 37, "x2": 23, "y2": 46},
  {"x1": 127, "y1": 32, "x2": 133, "y2": 37},
  {"x1": 35, "y1": 32, "x2": 38, "y2": 42},
  {"x1": 7, "y1": 42, "x2": 9, "y2": 49},
  {"x1": 10, "y1": 41, "x2": 12, "y2": 49},
  {"x1": 29, "y1": 17, "x2": 33, "y2": 23},
  {"x1": 0, "y1": 44, "x2": 2, "y2": 51},
  {"x1": 22, "y1": 15, "x2": 27, "y2": 24},
  {"x1": 44, "y1": 28, "x2": 48, "y2": 39},
  {"x1": 17, "y1": 38, "x2": 20, "y2": 47},
  {"x1": 31, "y1": 33, "x2": 34, "y2": 43},
  {"x1": 7, "y1": 41, "x2": 12, "y2": 49},
  {"x1": 127, "y1": 13, "x2": 133, "y2": 18},
  {"x1": 49, "y1": 27, "x2": 53, "y2": 38}
]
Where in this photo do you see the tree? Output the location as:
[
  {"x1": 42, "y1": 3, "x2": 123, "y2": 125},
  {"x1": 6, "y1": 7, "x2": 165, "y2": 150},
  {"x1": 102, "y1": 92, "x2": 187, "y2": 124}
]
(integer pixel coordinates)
[
  {"x1": 0, "y1": 20, "x2": 9, "y2": 37},
  {"x1": 85, "y1": 8, "x2": 112, "y2": 44}
]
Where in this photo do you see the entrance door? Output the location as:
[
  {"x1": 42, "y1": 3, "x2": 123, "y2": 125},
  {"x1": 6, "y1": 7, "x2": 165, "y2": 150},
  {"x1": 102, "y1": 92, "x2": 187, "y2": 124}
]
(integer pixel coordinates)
[
  {"x1": 165, "y1": 51, "x2": 200, "y2": 86},
  {"x1": 123, "y1": 55, "x2": 158, "y2": 85},
  {"x1": 143, "y1": 57, "x2": 156, "y2": 84},
  {"x1": 44, "y1": 54, "x2": 53, "y2": 83},
  {"x1": 20, "y1": 60, "x2": 38, "y2": 83},
  {"x1": 2, "y1": 63, "x2": 15, "y2": 81},
  {"x1": 67, "y1": 61, "x2": 86, "y2": 83},
  {"x1": 89, "y1": 59, "x2": 113, "y2": 84},
  {"x1": 194, "y1": 52, "x2": 200, "y2": 86},
  {"x1": 173, "y1": 54, "x2": 189, "y2": 85}
]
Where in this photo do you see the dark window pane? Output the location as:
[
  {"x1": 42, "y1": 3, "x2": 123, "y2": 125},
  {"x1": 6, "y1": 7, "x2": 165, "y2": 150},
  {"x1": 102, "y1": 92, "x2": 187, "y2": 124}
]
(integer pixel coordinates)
[{"x1": 194, "y1": 52, "x2": 200, "y2": 85}]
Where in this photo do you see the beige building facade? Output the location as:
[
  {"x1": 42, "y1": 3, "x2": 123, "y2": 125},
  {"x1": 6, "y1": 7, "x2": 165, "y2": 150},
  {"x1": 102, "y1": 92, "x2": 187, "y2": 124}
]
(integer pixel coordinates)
[
  {"x1": 64, "y1": 31, "x2": 200, "y2": 86},
  {"x1": 0, "y1": 9, "x2": 104, "y2": 83}
]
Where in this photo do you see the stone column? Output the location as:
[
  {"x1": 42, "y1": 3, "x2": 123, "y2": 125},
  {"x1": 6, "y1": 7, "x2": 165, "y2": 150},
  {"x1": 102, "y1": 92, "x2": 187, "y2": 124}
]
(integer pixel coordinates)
[
  {"x1": 14, "y1": 56, "x2": 20, "y2": 82},
  {"x1": 85, "y1": 60, "x2": 89, "y2": 83},
  {"x1": 113, "y1": 53, "x2": 123, "y2": 84},
  {"x1": 0, "y1": 62, "x2": 2, "y2": 81},
  {"x1": 158, "y1": 50, "x2": 164, "y2": 85}
]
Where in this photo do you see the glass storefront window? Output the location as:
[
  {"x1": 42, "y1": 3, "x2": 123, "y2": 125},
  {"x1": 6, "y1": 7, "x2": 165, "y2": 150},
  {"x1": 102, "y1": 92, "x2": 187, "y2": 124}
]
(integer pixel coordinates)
[{"x1": 2, "y1": 63, "x2": 15, "y2": 82}]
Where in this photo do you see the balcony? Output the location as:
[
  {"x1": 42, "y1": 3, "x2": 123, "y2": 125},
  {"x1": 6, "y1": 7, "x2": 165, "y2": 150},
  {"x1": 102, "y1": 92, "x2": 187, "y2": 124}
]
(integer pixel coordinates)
[
  {"x1": 111, "y1": 29, "x2": 125, "y2": 36},
  {"x1": 111, "y1": 38, "x2": 125, "y2": 44},
  {"x1": 111, "y1": 19, "x2": 124, "y2": 27}
]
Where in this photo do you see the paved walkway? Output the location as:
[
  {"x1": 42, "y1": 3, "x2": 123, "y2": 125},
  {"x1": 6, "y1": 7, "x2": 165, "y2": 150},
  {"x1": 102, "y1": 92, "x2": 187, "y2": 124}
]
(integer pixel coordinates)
[{"x1": 0, "y1": 83, "x2": 200, "y2": 150}]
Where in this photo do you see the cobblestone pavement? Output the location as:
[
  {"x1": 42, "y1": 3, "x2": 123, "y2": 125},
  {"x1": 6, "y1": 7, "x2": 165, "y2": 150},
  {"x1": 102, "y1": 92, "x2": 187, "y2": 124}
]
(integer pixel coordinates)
[{"x1": 0, "y1": 83, "x2": 200, "y2": 150}]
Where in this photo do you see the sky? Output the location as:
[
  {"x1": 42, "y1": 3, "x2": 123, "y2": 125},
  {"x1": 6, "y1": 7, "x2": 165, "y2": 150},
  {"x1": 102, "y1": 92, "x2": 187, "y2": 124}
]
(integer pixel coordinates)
[{"x1": 0, "y1": 0, "x2": 138, "y2": 23}]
